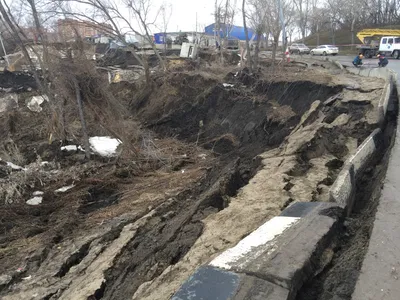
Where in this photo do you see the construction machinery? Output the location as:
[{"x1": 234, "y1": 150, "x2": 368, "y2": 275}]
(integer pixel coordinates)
[{"x1": 356, "y1": 29, "x2": 400, "y2": 57}]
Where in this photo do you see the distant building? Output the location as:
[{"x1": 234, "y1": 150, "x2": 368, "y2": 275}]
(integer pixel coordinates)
[
  {"x1": 57, "y1": 18, "x2": 113, "y2": 42},
  {"x1": 153, "y1": 32, "x2": 203, "y2": 45},
  {"x1": 204, "y1": 23, "x2": 262, "y2": 41}
]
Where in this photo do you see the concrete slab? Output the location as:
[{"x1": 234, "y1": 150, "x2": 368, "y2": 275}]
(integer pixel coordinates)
[
  {"x1": 280, "y1": 202, "x2": 339, "y2": 218},
  {"x1": 352, "y1": 122, "x2": 400, "y2": 300},
  {"x1": 210, "y1": 216, "x2": 300, "y2": 270},
  {"x1": 347, "y1": 129, "x2": 382, "y2": 175},
  {"x1": 211, "y1": 203, "x2": 340, "y2": 294},
  {"x1": 232, "y1": 214, "x2": 337, "y2": 292},
  {"x1": 329, "y1": 164, "x2": 355, "y2": 210},
  {"x1": 172, "y1": 266, "x2": 289, "y2": 300}
]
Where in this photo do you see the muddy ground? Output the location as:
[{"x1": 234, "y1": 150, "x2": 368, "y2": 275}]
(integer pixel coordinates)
[{"x1": 0, "y1": 58, "x2": 387, "y2": 300}]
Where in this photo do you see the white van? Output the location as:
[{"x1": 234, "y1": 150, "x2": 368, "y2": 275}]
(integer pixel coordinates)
[{"x1": 379, "y1": 36, "x2": 400, "y2": 58}]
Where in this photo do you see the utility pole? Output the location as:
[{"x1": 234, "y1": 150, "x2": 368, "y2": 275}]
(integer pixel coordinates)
[{"x1": 276, "y1": 0, "x2": 287, "y2": 52}]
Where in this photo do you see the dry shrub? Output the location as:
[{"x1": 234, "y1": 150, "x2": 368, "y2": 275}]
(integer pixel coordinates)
[
  {"x1": 0, "y1": 181, "x2": 22, "y2": 204},
  {"x1": 0, "y1": 156, "x2": 96, "y2": 205},
  {"x1": 0, "y1": 159, "x2": 56, "y2": 204},
  {"x1": 43, "y1": 54, "x2": 141, "y2": 159},
  {"x1": 0, "y1": 139, "x2": 25, "y2": 166}
]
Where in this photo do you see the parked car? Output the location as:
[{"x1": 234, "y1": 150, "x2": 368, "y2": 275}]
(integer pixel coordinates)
[
  {"x1": 310, "y1": 45, "x2": 339, "y2": 56},
  {"x1": 289, "y1": 43, "x2": 310, "y2": 54}
]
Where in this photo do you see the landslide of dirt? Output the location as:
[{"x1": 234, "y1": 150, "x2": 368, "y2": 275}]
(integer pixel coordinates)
[{"x1": 0, "y1": 63, "x2": 385, "y2": 300}]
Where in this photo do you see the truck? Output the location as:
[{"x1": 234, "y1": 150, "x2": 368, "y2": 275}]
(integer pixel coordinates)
[{"x1": 356, "y1": 29, "x2": 400, "y2": 58}]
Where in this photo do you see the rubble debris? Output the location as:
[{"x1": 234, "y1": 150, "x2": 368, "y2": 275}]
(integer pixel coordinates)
[
  {"x1": 108, "y1": 68, "x2": 144, "y2": 83},
  {"x1": 26, "y1": 196, "x2": 42, "y2": 205},
  {"x1": 60, "y1": 145, "x2": 84, "y2": 152},
  {"x1": 0, "y1": 274, "x2": 12, "y2": 286},
  {"x1": 55, "y1": 185, "x2": 75, "y2": 193},
  {"x1": 27, "y1": 95, "x2": 49, "y2": 112},
  {"x1": 0, "y1": 93, "x2": 18, "y2": 113},
  {"x1": 180, "y1": 43, "x2": 199, "y2": 59},
  {"x1": 89, "y1": 136, "x2": 121, "y2": 157},
  {"x1": 222, "y1": 83, "x2": 234, "y2": 88},
  {"x1": 198, "y1": 154, "x2": 207, "y2": 160},
  {"x1": 0, "y1": 160, "x2": 26, "y2": 171}
]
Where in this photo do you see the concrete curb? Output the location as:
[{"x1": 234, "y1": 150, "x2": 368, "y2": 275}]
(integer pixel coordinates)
[
  {"x1": 327, "y1": 59, "x2": 395, "y2": 216},
  {"x1": 329, "y1": 129, "x2": 383, "y2": 215},
  {"x1": 173, "y1": 202, "x2": 342, "y2": 300}
]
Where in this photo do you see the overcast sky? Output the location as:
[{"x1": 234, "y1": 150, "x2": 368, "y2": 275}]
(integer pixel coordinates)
[
  {"x1": 9, "y1": 0, "x2": 240, "y2": 34},
  {"x1": 152, "y1": 0, "x2": 240, "y2": 33}
]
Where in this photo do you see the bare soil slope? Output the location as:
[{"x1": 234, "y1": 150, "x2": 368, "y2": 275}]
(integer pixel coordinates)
[{"x1": 0, "y1": 62, "x2": 384, "y2": 300}]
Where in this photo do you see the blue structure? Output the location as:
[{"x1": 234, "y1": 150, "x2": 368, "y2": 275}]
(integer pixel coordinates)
[
  {"x1": 154, "y1": 33, "x2": 167, "y2": 44},
  {"x1": 204, "y1": 23, "x2": 263, "y2": 41}
]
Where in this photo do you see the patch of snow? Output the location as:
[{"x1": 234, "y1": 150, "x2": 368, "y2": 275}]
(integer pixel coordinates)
[
  {"x1": 26, "y1": 196, "x2": 43, "y2": 205},
  {"x1": 223, "y1": 83, "x2": 234, "y2": 88},
  {"x1": 27, "y1": 95, "x2": 49, "y2": 112},
  {"x1": 33, "y1": 191, "x2": 44, "y2": 196},
  {"x1": 0, "y1": 94, "x2": 18, "y2": 113},
  {"x1": 89, "y1": 136, "x2": 121, "y2": 157},
  {"x1": 61, "y1": 145, "x2": 78, "y2": 151},
  {"x1": 6, "y1": 161, "x2": 26, "y2": 171},
  {"x1": 41, "y1": 161, "x2": 49, "y2": 166},
  {"x1": 61, "y1": 145, "x2": 85, "y2": 152},
  {"x1": 55, "y1": 185, "x2": 75, "y2": 193}
]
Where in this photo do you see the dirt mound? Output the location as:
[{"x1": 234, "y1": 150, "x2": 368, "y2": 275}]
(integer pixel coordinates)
[
  {"x1": 131, "y1": 72, "x2": 341, "y2": 157},
  {"x1": 198, "y1": 50, "x2": 241, "y2": 65}
]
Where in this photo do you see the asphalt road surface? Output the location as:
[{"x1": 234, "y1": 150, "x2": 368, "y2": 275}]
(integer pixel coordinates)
[{"x1": 319, "y1": 54, "x2": 400, "y2": 81}]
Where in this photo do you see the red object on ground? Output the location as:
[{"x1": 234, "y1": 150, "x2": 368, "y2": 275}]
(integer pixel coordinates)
[{"x1": 285, "y1": 48, "x2": 290, "y2": 62}]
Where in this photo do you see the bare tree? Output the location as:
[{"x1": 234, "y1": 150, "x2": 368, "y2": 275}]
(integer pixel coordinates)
[
  {"x1": 53, "y1": 0, "x2": 165, "y2": 83},
  {"x1": 159, "y1": 2, "x2": 172, "y2": 58},
  {"x1": 293, "y1": 0, "x2": 310, "y2": 42},
  {"x1": 248, "y1": 0, "x2": 269, "y2": 67},
  {"x1": 263, "y1": 0, "x2": 293, "y2": 66},
  {"x1": 242, "y1": 0, "x2": 252, "y2": 72},
  {"x1": 214, "y1": 0, "x2": 237, "y2": 63},
  {"x1": 0, "y1": 1, "x2": 43, "y2": 88},
  {"x1": 124, "y1": 0, "x2": 166, "y2": 71}
]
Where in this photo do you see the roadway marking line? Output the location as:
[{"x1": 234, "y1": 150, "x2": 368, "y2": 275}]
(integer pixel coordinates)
[{"x1": 210, "y1": 216, "x2": 300, "y2": 270}]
